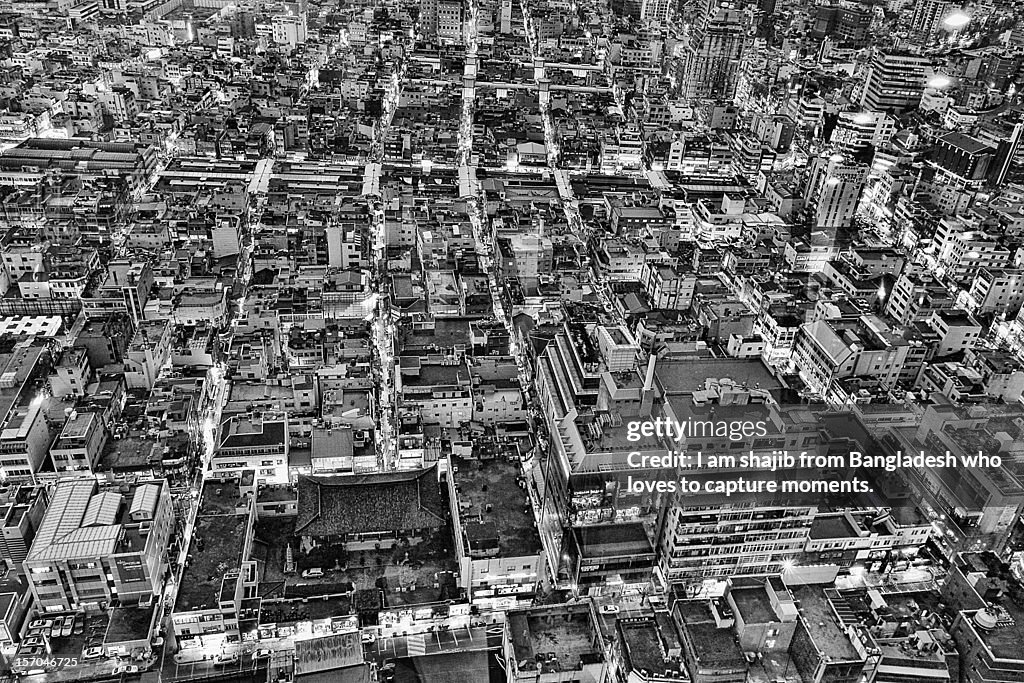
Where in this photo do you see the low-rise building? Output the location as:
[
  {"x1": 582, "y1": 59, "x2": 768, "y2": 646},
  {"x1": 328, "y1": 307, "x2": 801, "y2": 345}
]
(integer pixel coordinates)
[
  {"x1": 213, "y1": 415, "x2": 290, "y2": 485},
  {"x1": 449, "y1": 456, "x2": 544, "y2": 610},
  {"x1": 504, "y1": 602, "x2": 610, "y2": 683}
]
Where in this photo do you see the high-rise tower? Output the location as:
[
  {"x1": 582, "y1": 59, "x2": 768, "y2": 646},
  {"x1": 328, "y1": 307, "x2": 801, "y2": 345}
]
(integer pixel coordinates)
[
  {"x1": 676, "y1": 1, "x2": 749, "y2": 102},
  {"x1": 859, "y1": 49, "x2": 930, "y2": 113}
]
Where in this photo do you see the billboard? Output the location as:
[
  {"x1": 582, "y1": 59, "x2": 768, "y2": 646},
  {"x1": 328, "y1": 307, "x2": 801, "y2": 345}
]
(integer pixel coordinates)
[
  {"x1": 293, "y1": 631, "x2": 363, "y2": 675},
  {"x1": 114, "y1": 556, "x2": 147, "y2": 584}
]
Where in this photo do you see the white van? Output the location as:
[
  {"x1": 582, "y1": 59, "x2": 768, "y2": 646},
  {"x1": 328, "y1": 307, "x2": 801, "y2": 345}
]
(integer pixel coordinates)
[{"x1": 301, "y1": 568, "x2": 324, "y2": 579}]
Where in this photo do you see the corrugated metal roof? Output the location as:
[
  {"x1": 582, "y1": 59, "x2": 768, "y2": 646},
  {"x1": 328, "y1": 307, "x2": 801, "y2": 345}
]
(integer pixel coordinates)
[
  {"x1": 128, "y1": 483, "x2": 160, "y2": 520},
  {"x1": 82, "y1": 491, "x2": 122, "y2": 527}
]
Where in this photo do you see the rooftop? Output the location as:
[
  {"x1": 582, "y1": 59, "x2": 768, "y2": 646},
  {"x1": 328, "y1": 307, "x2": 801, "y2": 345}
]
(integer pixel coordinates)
[
  {"x1": 177, "y1": 512, "x2": 248, "y2": 612},
  {"x1": 218, "y1": 417, "x2": 287, "y2": 451},
  {"x1": 26, "y1": 479, "x2": 163, "y2": 562},
  {"x1": 508, "y1": 603, "x2": 603, "y2": 673},
  {"x1": 452, "y1": 456, "x2": 541, "y2": 558},
  {"x1": 572, "y1": 523, "x2": 654, "y2": 559},
  {"x1": 617, "y1": 615, "x2": 685, "y2": 678},
  {"x1": 295, "y1": 466, "x2": 447, "y2": 538},
  {"x1": 791, "y1": 585, "x2": 862, "y2": 662},
  {"x1": 106, "y1": 602, "x2": 156, "y2": 643},
  {"x1": 674, "y1": 600, "x2": 747, "y2": 672},
  {"x1": 729, "y1": 581, "x2": 777, "y2": 624},
  {"x1": 809, "y1": 514, "x2": 860, "y2": 540}
]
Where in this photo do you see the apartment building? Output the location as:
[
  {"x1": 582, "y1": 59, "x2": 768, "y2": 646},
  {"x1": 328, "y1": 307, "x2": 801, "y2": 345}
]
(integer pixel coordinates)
[
  {"x1": 0, "y1": 485, "x2": 48, "y2": 569},
  {"x1": 124, "y1": 318, "x2": 173, "y2": 390},
  {"x1": 859, "y1": 49, "x2": 929, "y2": 112},
  {"x1": 641, "y1": 262, "x2": 697, "y2": 311},
  {"x1": 398, "y1": 358, "x2": 473, "y2": 429},
  {"x1": 213, "y1": 415, "x2": 290, "y2": 485},
  {"x1": 880, "y1": 405, "x2": 1024, "y2": 556},
  {"x1": 49, "y1": 410, "x2": 108, "y2": 474},
  {"x1": 656, "y1": 400, "x2": 825, "y2": 583},
  {"x1": 927, "y1": 309, "x2": 983, "y2": 357},
  {"x1": 792, "y1": 315, "x2": 913, "y2": 397},
  {"x1": 965, "y1": 268, "x2": 1024, "y2": 316}
]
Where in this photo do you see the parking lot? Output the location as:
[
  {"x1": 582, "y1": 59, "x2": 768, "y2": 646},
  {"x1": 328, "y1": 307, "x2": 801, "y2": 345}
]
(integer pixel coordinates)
[
  {"x1": 13, "y1": 611, "x2": 152, "y2": 679},
  {"x1": 17, "y1": 612, "x2": 102, "y2": 667}
]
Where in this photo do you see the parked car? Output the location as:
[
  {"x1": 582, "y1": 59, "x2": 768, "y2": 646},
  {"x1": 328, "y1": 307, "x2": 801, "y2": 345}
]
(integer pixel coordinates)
[
  {"x1": 73, "y1": 614, "x2": 85, "y2": 635},
  {"x1": 50, "y1": 621, "x2": 63, "y2": 638},
  {"x1": 82, "y1": 646, "x2": 105, "y2": 660},
  {"x1": 20, "y1": 646, "x2": 46, "y2": 657},
  {"x1": 301, "y1": 568, "x2": 324, "y2": 579},
  {"x1": 253, "y1": 648, "x2": 272, "y2": 660},
  {"x1": 28, "y1": 619, "x2": 53, "y2": 630},
  {"x1": 599, "y1": 605, "x2": 620, "y2": 614},
  {"x1": 112, "y1": 664, "x2": 139, "y2": 675},
  {"x1": 214, "y1": 652, "x2": 239, "y2": 666},
  {"x1": 22, "y1": 636, "x2": 47, "y2": 648},
  {"x1": 61, "y1": 615, "x2": 74, "y2": 637}
]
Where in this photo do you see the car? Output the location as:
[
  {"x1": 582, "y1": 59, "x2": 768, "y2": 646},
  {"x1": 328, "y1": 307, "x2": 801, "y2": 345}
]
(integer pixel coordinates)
[
  {"x1": 50, "y1": 621, "x2": 63, "y2": 638},
  {"x1": 20, "y1": 646, "x2": 46, "y2": 656},
  {"x1": 361, "y1": 632, "x2": 376, "y2": 644},
  {"x1": 22, "y1": 636, "x2": 47, "y2": 648},
  {"x1": 61, "y1": 615, "x2": 74, "y2": 637},
  {"x1": 82, "y1": 646, "x2": 105, "y2": 660},
  {"x1": 599, "y1": 605, "x2": 620, "y2": 614},
  {"x1": 301, "y1": 568, "x2": 324, "y2": 579},
  {"x1": 73, "y1": 615, "x2": 85, "y2": 635},
  {"x1": 112, "y1": 664, "x2": 140, "y2": 675},
  {"x1": 214, "y1": 652, "x2": 239, "y2": 666},
  {"x1": 28, "y1": 619, "x2": 53, "y2": 630},
  {"x1": 253, "y1": 648, "x2": 272, "y2": 660}
]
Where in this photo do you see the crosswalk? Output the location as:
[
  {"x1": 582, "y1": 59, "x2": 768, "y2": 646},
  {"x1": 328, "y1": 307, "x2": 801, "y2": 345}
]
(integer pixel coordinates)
[{"x1": 407, "y1": 633, "x2": 427, "y2": 656}]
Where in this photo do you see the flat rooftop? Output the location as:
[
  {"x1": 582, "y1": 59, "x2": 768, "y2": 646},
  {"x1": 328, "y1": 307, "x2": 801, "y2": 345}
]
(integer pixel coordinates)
[
  {"x1": 618, "y1": 616, "x2": 685, "y2": 678},
  {"x1": 508, "y1": 604, "x2": 602, "y2": 673},
  {"x1": 106, "y1": 602, "x2": 155, "y2": 643},
  {"x1": 730, "y1": 582, "x2": 776, "y2": 624},
  {"x1": 791, "y1": 586, "x2": 861, "y2": 662},
  {"x1": 809, "y1": 515, "x2": 860, "y2": 540},
  {"x1": 674, "y1": 600, "x2": 747, "y2": 672},
  {"x1": 655, "y1": 357, "x2": 783, "y2": 397},
  {"x1": 177, "y1": 513, "x2": 248, "y2": 612},
  {"x1": 572, "y1": 523, "x2": 654, "y2": 559},
  {"x1": 453, "y1": 456, "x2": 541, "y2": 558}
]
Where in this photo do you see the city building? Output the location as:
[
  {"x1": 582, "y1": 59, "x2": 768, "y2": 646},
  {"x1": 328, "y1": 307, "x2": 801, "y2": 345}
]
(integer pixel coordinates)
[{"x1": 24, "y1": 478, "x2": 174, "y2": 612}]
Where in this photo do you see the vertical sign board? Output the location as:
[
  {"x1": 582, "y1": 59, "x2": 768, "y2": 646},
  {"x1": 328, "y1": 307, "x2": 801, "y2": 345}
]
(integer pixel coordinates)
[{"x1": 293, "y1": 631, "x2": 364, "y2": 675}]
